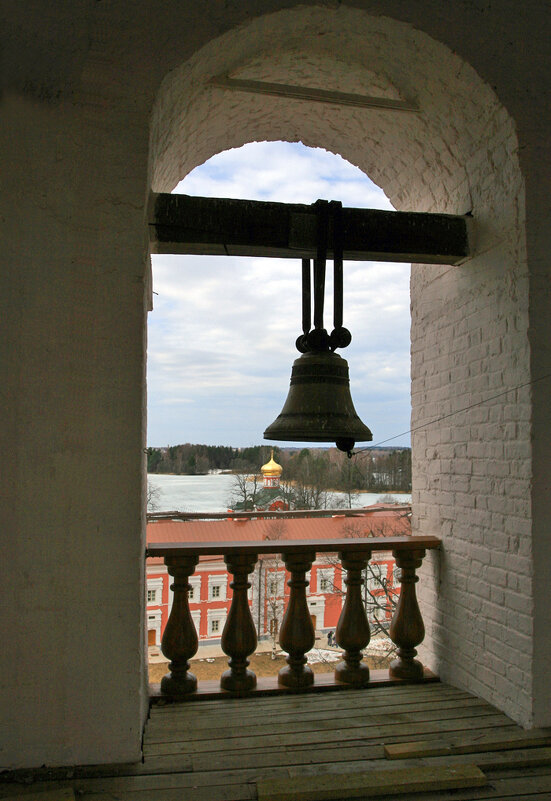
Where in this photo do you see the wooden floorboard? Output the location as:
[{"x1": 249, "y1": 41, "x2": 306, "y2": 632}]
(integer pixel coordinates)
[
  {"x1": 257, "y1": 764, "x2": 488, "y2": 801},
  {"x1": 144, "y1": 704, "x2": 499, "y2": 750},
  {"x1": 147, "y1": 689, "x2": 476, "y2": 726},
  {"x1": 148, "y1": 680, "x2": 458, "y2": 715},
  {"x1": 144, "y1": 715, "x2": 514, "y2": 759},
  {"x1": 3, "y1": 683, "x2": 551, "y2": 801},
  {"x1": 11, "y1": 746, "x2": 548, "y2": 799},
  {"x1": 146, "y1": 694, "x2": 488, "y2": 727}
]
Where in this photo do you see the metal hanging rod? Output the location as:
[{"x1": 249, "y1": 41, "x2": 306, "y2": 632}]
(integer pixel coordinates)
[{"x1": 210, "y1": 75, "x2": 419, "y2": 113}]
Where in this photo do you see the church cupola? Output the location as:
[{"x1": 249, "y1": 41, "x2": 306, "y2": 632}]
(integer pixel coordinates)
[{"x1": 261, "y1": 449, "x2": 283, "y2": 488}]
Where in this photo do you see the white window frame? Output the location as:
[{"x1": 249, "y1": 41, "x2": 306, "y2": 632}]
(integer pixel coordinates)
[
  {"x1": 191, "y1": 609, "x2": 201, "y2": 635},
  {"x1": 207, "y1": 608, "x2": 227, "y2": 637},
  {"x1": 188, "y1": 575, "x2": 201, "y2": 603},
  {"x1": 146, "y1": 577, "x2": 164, "y2": 606},
  {"x1": 208, "y1": 574, "x2": 227, "y2": 601},
  {"x1": 317, "y1": 567, "x2": 335, "y2": 594}
]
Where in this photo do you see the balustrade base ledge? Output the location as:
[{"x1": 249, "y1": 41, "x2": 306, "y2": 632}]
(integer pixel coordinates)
[{"x1": 149, "y1": 667, "x2": 438, "y2": 704}]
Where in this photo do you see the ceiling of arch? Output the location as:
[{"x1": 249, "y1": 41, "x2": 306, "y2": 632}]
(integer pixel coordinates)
[{"x1": 150, "y1": 5, "x2": 519, "y2": 226}]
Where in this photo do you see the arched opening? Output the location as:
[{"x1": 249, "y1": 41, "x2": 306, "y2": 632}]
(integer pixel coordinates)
[
  {"x1": 148, "y1": 6, "x2": 530, "y2": 725},
  {"x1": 148, "y1": 140, "x2": 411, "y2": 451},
  {"x1": 146, "y1": 139, "x2": 412, "y2": 677}
]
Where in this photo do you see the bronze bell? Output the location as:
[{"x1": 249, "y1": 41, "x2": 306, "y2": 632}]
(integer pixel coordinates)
[
  {"x1": 264, "y1": 350, "x2": 372, "y2": 454},
  {"x1": 264, "y1": 200, "x2": 373, "y2": 455}
]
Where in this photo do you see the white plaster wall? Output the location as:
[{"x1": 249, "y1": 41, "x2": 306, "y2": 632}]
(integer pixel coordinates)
[
  {"x1": 2, "y1": 0, "x2": 550, "y2": 770},
  {"x1": 0, "y1": 91, "x2": 150, "y2": 767}
]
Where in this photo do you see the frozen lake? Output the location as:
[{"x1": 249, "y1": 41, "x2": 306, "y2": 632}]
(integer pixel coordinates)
[{"x1": 148, "y1": 472, "x2": 410, "y2": 513}]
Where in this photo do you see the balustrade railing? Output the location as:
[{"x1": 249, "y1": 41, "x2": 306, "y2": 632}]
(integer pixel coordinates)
[{"x1": 146, "y1": 536, "x2": 440, "y2": 698}]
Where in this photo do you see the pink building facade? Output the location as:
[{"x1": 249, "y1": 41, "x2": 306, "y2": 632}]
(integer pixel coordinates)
[{"x1": 146, "y1": 506, "x2": 408, "y2": 648}]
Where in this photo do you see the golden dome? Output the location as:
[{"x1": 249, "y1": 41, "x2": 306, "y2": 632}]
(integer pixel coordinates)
[{"x1": 261, "y1": 449, "x2": 282, "y2": 477}]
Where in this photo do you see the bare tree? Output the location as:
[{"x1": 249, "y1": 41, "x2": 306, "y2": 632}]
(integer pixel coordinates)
[
  {"x1": 227, "y1": 472, "x2": 262, "y2": 510},
  {"x1": 147, "y1": 481, "x2": 162, "y2": 512},
  {"x1": 262, "y1": 520, "x2": 287, "y2": 659},
  {"x1": 334, "y1": 458, "x2": 361, "y2": 510},
  {"x1": 321, "y1": 519, "x2": 406, "y2": 656}
]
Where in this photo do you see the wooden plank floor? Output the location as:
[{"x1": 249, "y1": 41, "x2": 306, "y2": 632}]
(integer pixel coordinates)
[{"x1": 2, "y1": 682, "x2": 551, "y2": 800}]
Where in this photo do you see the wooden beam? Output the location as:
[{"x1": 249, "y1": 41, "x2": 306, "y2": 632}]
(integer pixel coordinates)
[
  {"x1": 210, "y1": 75, "x2": 419, "y2": 113},
  {"x1": 384, "y1": 729, "x2": 551, "y2": 759},
  {"x1": 149, "y1": 193, "x2": 470, "y2": 264},
  {"x1": 256, "y1": 764, "x2": 486, "y2": 801},
  {"x1": 148, "y1": 668, "x2": 439, "y2": 703}
]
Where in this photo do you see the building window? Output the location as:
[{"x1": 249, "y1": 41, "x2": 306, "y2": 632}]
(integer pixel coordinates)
[
  {"x1": 146, "y1": 577, "x2": 163, "y2": 606},
  {"x1": 317, "y1": 568, "x2": 334, "y2": 594},
  {"x1": 189, "y1": 575, "x2": 201, "y2": 602},
  {"x1": 208, "y1": 576, "x2": 227, "y2": 601},
  {"x1": 191, "y1": 610, "x2": 201, "y2": 634},
  {"x1": 207, "y1": 609, "x2": 227, "y2": 637}
]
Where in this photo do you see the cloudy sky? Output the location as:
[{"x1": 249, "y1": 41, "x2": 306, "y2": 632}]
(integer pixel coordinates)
[{"x1": 148, "y1": 141, "x2": 411, "y2": 449}]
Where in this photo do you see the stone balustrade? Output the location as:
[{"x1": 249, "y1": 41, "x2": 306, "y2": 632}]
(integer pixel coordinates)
[{"x1": 146, "y1": 536, "x2": 440, "y2": 697}]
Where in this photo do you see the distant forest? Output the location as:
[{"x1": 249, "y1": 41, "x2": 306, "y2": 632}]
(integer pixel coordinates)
[{"x1": 147, "y1": 443, "x2": 412, "y2": 493}]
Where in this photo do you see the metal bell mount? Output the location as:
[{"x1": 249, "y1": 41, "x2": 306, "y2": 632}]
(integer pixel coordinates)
[{"x1": 264, "y1": 199, "x2": 372, "y2": 456}]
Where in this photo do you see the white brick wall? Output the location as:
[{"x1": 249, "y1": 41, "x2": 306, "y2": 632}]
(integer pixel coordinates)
[{"x1": 411, "y1": 120, "x2": 531, "y2": 722}]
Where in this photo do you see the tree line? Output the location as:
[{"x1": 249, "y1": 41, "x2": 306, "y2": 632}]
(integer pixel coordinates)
[
  {"x1": 147, "y1": 444, "x2": 274, "y2": 476},
  {"x1": 147, "y1": 443, "x2": 411, "y2": 494}
]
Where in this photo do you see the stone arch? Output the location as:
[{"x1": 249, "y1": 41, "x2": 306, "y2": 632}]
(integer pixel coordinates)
[
  {"x1": 150, "y1": 6, "x2": 520, "y2": 222},
  {"x1": 149, "y1": 6, "x2": 532, "y2": 725}
]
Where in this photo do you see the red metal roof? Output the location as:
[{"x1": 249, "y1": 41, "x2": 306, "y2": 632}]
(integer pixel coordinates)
[{"x1": 146, "y1": 506, "x2": 410, "y2": 564}]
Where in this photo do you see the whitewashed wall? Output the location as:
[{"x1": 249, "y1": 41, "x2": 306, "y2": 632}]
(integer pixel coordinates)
[{"x1": 1, "y1": 0, "x2": 549, "y2": 769}]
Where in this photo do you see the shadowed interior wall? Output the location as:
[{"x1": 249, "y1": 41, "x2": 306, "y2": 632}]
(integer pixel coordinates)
[{"x1": 1, "y1": 0, "x2": 549, "y2": 769}]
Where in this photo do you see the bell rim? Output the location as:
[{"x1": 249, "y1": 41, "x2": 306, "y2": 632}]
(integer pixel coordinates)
[
  {"x1": 264, "y1": 414, "x2": 373, "y2": 443},
  {"x1": 264, "y1": 348, "x2": 372, "y2": 445}
]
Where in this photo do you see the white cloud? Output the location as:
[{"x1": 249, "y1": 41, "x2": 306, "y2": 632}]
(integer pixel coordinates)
[{"x1": 148, "y1": 142, "x2": 410, "y2": 448}]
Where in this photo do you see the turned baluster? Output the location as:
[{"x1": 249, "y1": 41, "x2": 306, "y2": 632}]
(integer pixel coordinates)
[
  {"x1": 335, "y1": 549, "x2": 372, "y2": 687},
  {"x1": 160, "y1": 554, "x2": 199, "y2": 696},
  {"x1": 220, "y1": 553, "x2": 258, "y2": 692},
  {"x1": 278, "y1": 550, "x2": 316, "y2": 688},
  {"x1": 389, "y1": 549, "x2": 426, "y2": 680}
]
